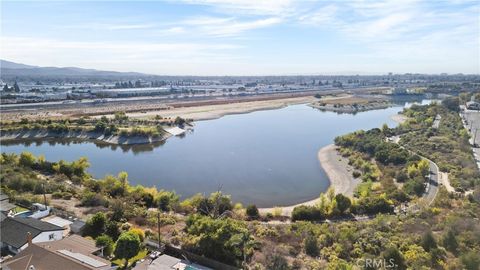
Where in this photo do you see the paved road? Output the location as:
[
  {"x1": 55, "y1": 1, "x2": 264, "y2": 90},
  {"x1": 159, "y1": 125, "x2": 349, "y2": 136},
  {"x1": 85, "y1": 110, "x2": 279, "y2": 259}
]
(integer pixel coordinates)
[
  {"x1": 388, "y1": 137, "x2": 440, "y2": 206},
  {"x1": 423, "y1": 157, "x2": 440, "y2": 206}
]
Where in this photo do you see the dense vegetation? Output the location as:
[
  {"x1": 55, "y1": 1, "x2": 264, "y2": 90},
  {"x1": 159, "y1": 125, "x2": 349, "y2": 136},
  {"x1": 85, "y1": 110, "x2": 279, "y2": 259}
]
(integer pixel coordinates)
[
  {"x1": 0, "y1": 112, "x2": 190, "y2": 140},
  {"x1": 398, "y1": 99, "x2": 479, "y2": 190}
]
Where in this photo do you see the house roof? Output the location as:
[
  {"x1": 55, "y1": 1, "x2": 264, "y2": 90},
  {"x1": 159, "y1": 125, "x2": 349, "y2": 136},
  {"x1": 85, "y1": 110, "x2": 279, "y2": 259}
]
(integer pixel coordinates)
[
  {"x1": 2, "y1": 243, "x2": 111, "y2": 270},
  {"x1": 36, "y1": 234, "x2": 101, "y2": 255},
  {"x1": 0, "y1": 217, "x2": 64, "y2": 249}
]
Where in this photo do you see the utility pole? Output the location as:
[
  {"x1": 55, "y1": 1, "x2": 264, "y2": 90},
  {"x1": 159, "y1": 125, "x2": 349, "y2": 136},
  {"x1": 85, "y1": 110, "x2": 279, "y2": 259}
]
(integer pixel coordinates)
[
  {"x1": 42, "y1": 183, "x2": 47, "y2": 207},
  {"x1": 157, "y1": 211, "x2": 161, "y2": 251},
  {"x1": 474, "y1": 128, "x2": 478, "y2": 146}
]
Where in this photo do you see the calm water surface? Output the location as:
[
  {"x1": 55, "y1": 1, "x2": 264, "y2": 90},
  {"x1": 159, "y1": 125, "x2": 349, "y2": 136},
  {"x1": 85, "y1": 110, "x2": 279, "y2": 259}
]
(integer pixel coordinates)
[{"x1": 1, "y1": 103, "x2": 423, "y2": 207}]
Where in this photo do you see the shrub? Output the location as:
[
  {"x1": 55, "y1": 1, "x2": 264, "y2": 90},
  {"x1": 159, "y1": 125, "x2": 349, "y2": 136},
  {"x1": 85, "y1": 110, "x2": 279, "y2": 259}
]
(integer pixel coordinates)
[
  {"x1": 304, "y1": 234, "x2": 319, "y2": 257},
  {"x1": 292, "y1": 206, "x2": 323, "y2": 222},
  {"x1": 52, "y1": 191, "x2": 63, "y2": 199},
  {"x1": 95, "y1": 234, "x2": 114, "y2": 256},
  {"x1": 246, "y1": 204, "x2": 259, "y2": 219}
]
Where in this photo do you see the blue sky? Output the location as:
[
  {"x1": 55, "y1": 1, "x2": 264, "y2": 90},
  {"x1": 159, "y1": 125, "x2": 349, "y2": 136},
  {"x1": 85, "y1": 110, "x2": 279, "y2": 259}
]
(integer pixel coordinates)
[{"x1": 1, "y1": 0, "x2": 479, "y2": 75}]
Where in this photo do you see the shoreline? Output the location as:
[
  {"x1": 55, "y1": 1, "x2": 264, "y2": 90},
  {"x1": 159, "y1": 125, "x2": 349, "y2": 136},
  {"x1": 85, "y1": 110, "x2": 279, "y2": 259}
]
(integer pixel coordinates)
[
  {"x1": 259, "y1": 144, "x2": 359, "y2": 216},
  {"x1": 0, "y1": 129, "x2": 172, "y2": 145},
  {"x1": 123, "y1": 96, "x2": 316, "y2": 121},
  {"x1": 390, "y1": 113, "x2": 408, "y2": 124}
]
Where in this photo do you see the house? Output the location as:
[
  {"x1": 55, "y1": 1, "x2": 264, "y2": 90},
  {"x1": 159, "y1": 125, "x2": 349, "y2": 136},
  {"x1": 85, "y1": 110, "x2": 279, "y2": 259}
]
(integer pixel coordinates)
[
  {"x1": 42, "y1": 215, "x2": 73, "y2": 236},
  {"x1": 466, "y1": 101, "x2": 480, "y2": 110},
  {"x1": 133, "y1": 254, "x2": 212, "y2": 270},
  {"x1": 0, "y1": 216, "x2": 64, "y2": 254},
  {"x1": 2, "y1": 235, "x2": 115, "y2": 270}
]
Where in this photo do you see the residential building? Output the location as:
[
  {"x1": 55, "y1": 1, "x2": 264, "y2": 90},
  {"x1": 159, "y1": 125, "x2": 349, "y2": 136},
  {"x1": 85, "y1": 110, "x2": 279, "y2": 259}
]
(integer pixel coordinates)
[
  {"x1": 0, "y1": 216, "x2": 64, "y2": 254},
  {"x1": 2, "y1": 235, "x2": 115, "y2": 270},
  {"x1": 133, "y1": 254, "x2": 211, "y2": 270}
]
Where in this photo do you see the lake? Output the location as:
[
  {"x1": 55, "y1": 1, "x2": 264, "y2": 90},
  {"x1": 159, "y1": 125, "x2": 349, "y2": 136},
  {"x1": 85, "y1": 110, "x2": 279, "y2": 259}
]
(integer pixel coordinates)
[{"x1": 0, "y1": 102, "x2": 426, "y2": 207}]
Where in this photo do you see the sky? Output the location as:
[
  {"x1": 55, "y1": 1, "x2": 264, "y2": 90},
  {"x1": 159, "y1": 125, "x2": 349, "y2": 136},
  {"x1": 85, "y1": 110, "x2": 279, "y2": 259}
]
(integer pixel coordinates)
[{"x1": 1, "y1": 0, "x2": 479, "y2": 75}]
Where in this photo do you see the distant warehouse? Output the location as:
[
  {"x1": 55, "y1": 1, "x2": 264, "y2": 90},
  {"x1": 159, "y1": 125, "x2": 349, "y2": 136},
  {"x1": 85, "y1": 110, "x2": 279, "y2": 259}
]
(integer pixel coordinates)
[{"x1": 93, "y1": 87, "x2": 170, "y2": 98}]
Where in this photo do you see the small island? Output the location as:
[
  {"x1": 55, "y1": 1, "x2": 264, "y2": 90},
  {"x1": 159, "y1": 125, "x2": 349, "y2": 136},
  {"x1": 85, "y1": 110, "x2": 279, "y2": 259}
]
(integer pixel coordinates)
[
  {"x1": 0, "y1": 112, "x2": 191, "y2": 145},
  {"x1": 310, "y1": 94, "x2": 391, "y2": 113}
]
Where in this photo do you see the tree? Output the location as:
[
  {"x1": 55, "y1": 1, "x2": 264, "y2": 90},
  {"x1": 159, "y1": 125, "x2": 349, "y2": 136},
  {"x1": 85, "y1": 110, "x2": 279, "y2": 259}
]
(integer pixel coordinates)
[
  {"x1": 19, "y1": 152, "x2": 36, "y2": 168},
  {"x1": 442, "y1": 229, "x2": 458, "y2": 253},
  {"x1": 184, "y1": 215, "x2": 249, "y2": 266},
  {"x1": 118, "y1": 171, "x2": 129, "y2": 194},
  {"x1": 334, "y1": 193, "x2": 351, "y2": 214},
  {"x1": 13, "y1": 81, "x2": 20, "y2": 92},
  {"x1": 246, "y1": 204, "x2": 259, "y2": 219},
  {"x1": 105, "y1": 221, "x2": 121, "y2": 241},
  {"x1": 421, "y1": 231, "x2": 437, "y2": 252},
  {"x1": 442, "y1": 97, "x2": 460, "y2": 112},
  {"x1": 95, "y1": 235, "x2": 114, "y2": 256},
  {"x1": 114, "y1": 232, "x2": 141, "y2": 268},
  {"x1": 84, "y1": 212, "x2": 107, "y2": 238},
  {"x1": 383, "y1": 247, "x2": 406, "y2": 270},
  {"x1": 304, "y1": 234, "x2": 319, "y2": 257},
  {"x1": 174, "y1": 116, "x2": 186, "y2": 126},
  {"x1": 417, "y1": 159, "x2": 430, "y2": 177},
  {"x1": 129, "y1": 228, "x2": 145, "y2": 242},
  {"x1": 292, "y1": 205, "x2": 323, "y2": 222},
  {"x1": 461, "y1": 251, "x2": 480, "y2": 270},
  {"x1": 2, "y1": 84, "x2": 9, "y2": 92}
]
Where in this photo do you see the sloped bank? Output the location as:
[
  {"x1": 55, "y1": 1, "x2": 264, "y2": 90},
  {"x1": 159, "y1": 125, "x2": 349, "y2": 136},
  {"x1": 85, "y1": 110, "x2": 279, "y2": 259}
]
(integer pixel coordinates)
[{"x1": 0, "y1": 129, "x2": 173, "y2": 145}]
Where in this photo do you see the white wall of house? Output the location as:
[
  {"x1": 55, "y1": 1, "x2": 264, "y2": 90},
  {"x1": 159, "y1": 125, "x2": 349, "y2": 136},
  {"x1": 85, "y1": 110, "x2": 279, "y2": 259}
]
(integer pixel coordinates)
[{"x1": 18, "y1": 230, "x2": 63, "y2": 251}]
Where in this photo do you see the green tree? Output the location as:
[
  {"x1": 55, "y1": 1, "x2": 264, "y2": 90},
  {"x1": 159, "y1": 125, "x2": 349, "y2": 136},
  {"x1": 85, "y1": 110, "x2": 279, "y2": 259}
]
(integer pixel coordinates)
[
  {"x1": 84, "y1": 212, "x2": 107, "y2": 238},
  {"x1": 292, "y1": 205, "x2": 323, "y2": 222},
  {"x1": 461, "y1": 251, "x2": 480, "y2": 270},
  {"x1": 19, "y1": 152, "x2": 36, "y2": 167},
  {"x1": 114, "y1": 232, "x2": 141, "y2": 268},
  {"x1": 304, "y1": 234, "x2": 319, "y2": 257},
  {"x1": 421, "y1": 231, "x2": 437, "y2": 252},
  {"x1": 442, "y1": 97, "x2": 460, "y2": 112},
  {"x1": 334, "y1": 193, "x2": 351, "y2": 214},
  {"x1": 383, "y1": 247, "x2": 406, "y2": 270},
  {"x1": 95, "y1": 234, "x2": 114, "y2": 256},
  {"x1": 117, "y1": 171, "x2": 129, "y2": 194},
  {"x1": 246, "y1": 204, "x2": 259, "y2": 219},
  {"x1": 442, "y1": 229, "x2": 458, "y2": 254},
  {"x1": 184, "y1": 214, "x2": 249, "y2": 266}
]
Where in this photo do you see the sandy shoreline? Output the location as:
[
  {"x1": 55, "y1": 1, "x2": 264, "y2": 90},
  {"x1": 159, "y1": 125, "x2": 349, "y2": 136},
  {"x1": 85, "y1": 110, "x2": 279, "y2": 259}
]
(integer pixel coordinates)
[
  {"x1": 259, "y1": 144, "x2": 359, "y2": 216},
  {"x1": 390, "y1": 113, "x2": 408, "y2": 124},
  {"x1": 120, "y1": 96, "x2": 317, "y2": 121}
]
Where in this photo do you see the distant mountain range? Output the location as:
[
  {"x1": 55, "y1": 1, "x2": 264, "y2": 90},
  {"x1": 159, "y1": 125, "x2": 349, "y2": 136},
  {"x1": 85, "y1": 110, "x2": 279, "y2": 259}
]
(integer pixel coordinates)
[{"x1": 0, "y1": 59, "x2": 152, "y2": 81}]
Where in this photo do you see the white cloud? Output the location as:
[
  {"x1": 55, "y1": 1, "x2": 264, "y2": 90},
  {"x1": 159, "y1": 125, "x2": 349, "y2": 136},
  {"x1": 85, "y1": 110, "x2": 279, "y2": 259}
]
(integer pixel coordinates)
[
  {"x1": 0, "y1": 36, "x2": 244, "y2": 74},
  {"x1": 198, "y1": 17, "x2": 282, "y2": 37},
  {"x1": 62, "y1": 23, "x2": 156, "y2": 31},
  {"x1": 179, "y1": 0, "x2": 295, "y2": 16},
  {"x1": 299, "y1": 5, "x2": 338, "y2": 26}
]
